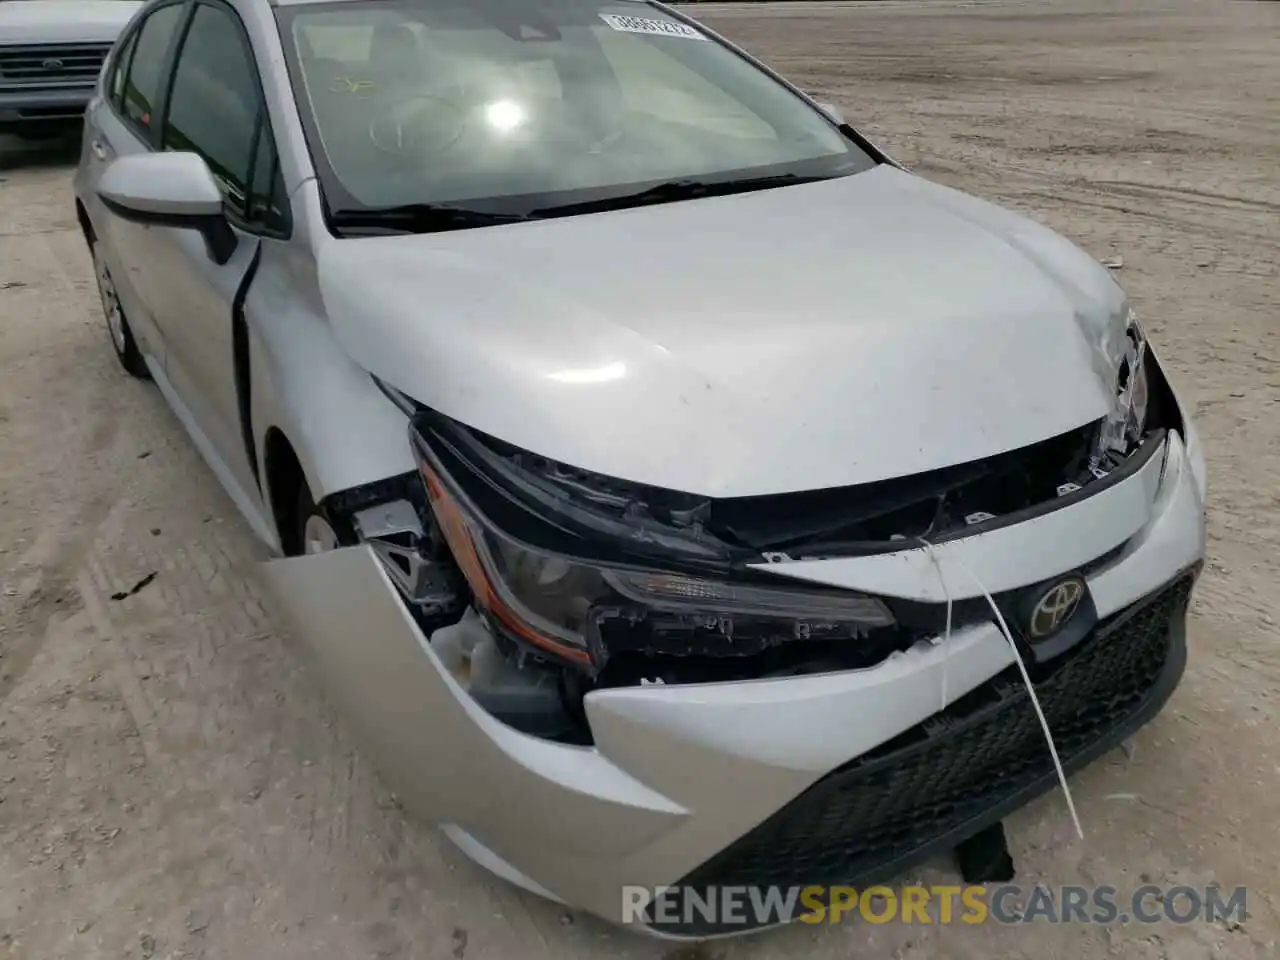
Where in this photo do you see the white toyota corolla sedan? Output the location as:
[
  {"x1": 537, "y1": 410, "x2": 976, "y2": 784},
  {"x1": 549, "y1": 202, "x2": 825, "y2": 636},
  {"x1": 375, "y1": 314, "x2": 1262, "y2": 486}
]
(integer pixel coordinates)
[{"x1": 74, "y1": 0, "x2": 1208, "y2": 936}]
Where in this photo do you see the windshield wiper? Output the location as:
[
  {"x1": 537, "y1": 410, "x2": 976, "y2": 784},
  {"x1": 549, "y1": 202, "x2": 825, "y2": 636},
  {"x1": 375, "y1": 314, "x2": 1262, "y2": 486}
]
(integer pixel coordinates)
[
  {"x1": 328, "y1": 203, "x2": 532, "y2": 236},
  {"x1": 531, "y1": 173, "x2": 831, "y2": 218}
]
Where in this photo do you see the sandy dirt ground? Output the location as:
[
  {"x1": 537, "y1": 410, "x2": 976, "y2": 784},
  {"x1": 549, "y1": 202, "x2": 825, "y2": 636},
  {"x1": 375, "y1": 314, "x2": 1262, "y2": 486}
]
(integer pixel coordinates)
[{"x1": 1, "y1": 0, "x2": 1278, "y2": 957}]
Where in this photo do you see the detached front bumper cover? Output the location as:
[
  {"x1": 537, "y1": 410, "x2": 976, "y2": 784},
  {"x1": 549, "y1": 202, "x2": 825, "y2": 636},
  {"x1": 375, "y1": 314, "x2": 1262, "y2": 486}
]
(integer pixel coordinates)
[
  {"x1": 259, "y1": 424, "x2": 1205, "y2": 936},
  {"x1": 261, "y1": 338, "x2": 1205, "y2": 936}
]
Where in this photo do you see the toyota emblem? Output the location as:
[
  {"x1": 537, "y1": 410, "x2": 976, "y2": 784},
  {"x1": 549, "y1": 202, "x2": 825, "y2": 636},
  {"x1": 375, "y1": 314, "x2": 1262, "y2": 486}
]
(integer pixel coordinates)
[
  {"x1": 1027, "y1": 577, "x2": 1085, "y2": 640},
  {"x1": 41, "y1": 58, "x2": 65, "y2": 70}
]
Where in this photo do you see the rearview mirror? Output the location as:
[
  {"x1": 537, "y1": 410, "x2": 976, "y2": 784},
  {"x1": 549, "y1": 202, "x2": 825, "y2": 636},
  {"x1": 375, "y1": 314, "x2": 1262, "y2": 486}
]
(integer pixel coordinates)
[
  {"x1": 96, "y1": 152, "x2": 238, "y2": 265},
  {"x1": 815, "y1": 101, "x2": 845, "y2": 125}
]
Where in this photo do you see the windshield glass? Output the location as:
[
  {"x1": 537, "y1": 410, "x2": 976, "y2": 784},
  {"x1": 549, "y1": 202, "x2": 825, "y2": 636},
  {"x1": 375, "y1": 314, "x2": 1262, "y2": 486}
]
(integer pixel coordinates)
[{"x1": 276, "y1": 0, "x2": 874, "y2": 223}]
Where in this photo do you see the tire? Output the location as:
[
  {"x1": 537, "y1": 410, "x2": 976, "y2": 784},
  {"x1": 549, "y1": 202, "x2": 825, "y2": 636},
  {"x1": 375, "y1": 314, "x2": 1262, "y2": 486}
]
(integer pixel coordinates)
[
  {"x1": 91, "y1": 238, "x2": 150, "y2": 379},
  {"x1": 293, "y1": 479, "x2": 355, "y2": 557}
]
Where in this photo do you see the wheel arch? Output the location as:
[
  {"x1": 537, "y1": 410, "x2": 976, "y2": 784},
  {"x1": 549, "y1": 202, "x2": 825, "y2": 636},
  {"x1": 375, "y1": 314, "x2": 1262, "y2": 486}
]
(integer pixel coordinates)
[
  {"x1": 75, "y1": 198, "x2": 95, "y2": 246},
  {"x1": 262, "y1": 426, "x2": 308, "y2": 555}
]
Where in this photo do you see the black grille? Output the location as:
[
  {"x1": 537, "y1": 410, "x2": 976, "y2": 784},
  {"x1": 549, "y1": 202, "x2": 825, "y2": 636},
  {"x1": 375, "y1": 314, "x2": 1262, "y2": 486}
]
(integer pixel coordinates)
[
  {"x1": 0, "y1": 43, "x2": 112, "y2": 85},
  {"x1": 652, "y1": 574, "x2": 1194, "y2": 935}
]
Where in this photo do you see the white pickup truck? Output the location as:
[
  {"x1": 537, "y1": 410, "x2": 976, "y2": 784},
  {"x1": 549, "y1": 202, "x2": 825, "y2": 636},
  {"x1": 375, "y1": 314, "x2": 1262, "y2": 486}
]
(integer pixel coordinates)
[{"x1": 0, "y1": 0, "x2": 140, "y2": 139}]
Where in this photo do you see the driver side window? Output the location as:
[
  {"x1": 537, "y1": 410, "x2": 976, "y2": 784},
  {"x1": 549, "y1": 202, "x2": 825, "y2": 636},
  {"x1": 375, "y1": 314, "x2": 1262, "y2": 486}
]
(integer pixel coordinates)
[{"x1": 161, "y1": 1, "x2": 288, "y2": 232}]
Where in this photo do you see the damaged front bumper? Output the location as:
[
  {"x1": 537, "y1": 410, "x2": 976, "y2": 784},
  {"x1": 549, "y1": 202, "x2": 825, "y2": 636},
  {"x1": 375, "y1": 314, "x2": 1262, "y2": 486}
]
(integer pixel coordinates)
[{"x1": 260, "y1": 422, "x2": 1206, "y2": 936}]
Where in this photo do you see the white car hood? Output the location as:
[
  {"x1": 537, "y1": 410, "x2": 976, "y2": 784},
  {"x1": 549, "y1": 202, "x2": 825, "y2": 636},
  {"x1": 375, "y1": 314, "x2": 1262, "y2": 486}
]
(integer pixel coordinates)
[
  {"x1": 318, "y1": 164, "x2": 1129, "y2": 498},
  {"x1": 0, "y1": 0, "x2": 141, "y2": 43}
]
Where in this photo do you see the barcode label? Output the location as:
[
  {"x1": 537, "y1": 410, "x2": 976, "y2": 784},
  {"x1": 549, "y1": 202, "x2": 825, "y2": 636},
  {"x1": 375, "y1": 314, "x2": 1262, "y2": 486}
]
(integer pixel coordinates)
[{"x1": 599, "y1": 13, "x2": 708, "y2": 40}]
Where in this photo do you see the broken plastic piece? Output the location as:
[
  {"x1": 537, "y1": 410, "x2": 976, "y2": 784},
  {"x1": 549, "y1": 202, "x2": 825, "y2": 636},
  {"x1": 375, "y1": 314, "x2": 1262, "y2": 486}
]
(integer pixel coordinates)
[
  {"x1": 430, "y1": 608, "x2": 574, "y2": 737},
  {"x1": 429, "y1": 607, "x2": 488, "y2": 683},
  {"x1": 468, "y1": 633, "x2": 573, "y2": 738},
  {"x1": 353, "y1": 498, "x2": 423, "y2": 540},
  {"x1": 110, "y1": 571, "x2": 158, "y2": 601},
  {"x1": 955, "y1": 821, "x2": 1016, "y2": 883},
  {"x1": 369, "y1": 538, "x2": 457, "y2": 610}
]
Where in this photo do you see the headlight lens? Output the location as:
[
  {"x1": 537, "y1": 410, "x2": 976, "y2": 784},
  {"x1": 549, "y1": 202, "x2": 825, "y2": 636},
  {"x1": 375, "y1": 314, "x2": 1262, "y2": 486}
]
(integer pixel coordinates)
[
  {"x1": 419, "y1": 458, "x2": 894, "y2": 672},
  {"x1": 603, "y1": 569, "x2": 894, "y2": 623}
]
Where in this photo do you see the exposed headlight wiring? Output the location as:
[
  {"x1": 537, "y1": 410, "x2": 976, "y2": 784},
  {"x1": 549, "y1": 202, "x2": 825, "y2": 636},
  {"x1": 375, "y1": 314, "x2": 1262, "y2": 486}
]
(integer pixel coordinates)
[{"x1": 919, "y1": 537, "x2": 1085, "y2": 842}]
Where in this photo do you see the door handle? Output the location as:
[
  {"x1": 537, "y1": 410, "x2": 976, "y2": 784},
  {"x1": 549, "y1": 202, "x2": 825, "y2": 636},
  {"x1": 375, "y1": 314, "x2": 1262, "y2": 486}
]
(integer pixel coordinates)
[{"x1": 91, "y1": 140, "x2": 109, "y2": 161}]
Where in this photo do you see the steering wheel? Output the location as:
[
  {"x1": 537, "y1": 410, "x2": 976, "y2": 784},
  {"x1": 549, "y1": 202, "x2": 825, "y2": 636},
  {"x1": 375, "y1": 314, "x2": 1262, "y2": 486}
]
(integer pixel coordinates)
[{"x1": 368, "y1": 93, "x2": 466, "y2": 157}]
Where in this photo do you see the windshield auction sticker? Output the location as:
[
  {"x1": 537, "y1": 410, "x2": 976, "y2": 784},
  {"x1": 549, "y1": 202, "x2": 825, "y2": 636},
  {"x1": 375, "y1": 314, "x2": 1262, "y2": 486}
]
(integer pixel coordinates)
[{"x1": 599, "y1": 13, "x2": 708, "y2": 40}]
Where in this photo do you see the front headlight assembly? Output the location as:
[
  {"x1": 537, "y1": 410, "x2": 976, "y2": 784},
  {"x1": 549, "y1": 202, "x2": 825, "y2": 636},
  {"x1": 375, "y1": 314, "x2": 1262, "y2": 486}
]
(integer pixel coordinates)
[
  {"x1": 1093, "y1": 312, "x2": 1151, "y2": 467},
  {"x1": 411, "y1": 412, "x2": 895, "y2": 674}
]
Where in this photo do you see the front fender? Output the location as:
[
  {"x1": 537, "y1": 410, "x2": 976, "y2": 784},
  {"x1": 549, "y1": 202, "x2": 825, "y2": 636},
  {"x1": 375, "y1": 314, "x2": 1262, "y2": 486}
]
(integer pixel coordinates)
[{"x1": 247, "y1": 241, "x2": 416, "y2": 515}]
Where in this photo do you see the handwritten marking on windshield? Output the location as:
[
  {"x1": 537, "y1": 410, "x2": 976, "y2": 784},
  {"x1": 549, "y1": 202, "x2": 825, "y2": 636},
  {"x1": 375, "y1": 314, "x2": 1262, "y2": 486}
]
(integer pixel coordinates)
[{"x1": 330, "y1": 76, "x2": 375, "y2": 94}]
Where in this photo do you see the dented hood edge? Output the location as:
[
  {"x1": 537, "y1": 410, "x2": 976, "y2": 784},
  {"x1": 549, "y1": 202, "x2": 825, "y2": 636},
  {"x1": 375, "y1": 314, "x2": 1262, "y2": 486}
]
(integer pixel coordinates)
[{"x1": 317, "y1": 167, "x2": 1127, "y2": 497}]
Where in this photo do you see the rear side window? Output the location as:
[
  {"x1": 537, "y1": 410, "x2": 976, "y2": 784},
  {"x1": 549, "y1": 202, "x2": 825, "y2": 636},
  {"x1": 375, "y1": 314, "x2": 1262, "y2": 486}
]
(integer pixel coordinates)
[
  {"x1": 120, "y1": 3, "x2": 185, "y2": 135},
  {"x1": 108, "y1": 30, "x2": 138, "y2": 109}
]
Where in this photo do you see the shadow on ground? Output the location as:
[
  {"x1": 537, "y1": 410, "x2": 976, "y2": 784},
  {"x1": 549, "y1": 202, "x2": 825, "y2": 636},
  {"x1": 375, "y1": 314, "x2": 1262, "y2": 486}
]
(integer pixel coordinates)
[{"x1": 0, "y1": 129, "x2": 83, "y2": 173}]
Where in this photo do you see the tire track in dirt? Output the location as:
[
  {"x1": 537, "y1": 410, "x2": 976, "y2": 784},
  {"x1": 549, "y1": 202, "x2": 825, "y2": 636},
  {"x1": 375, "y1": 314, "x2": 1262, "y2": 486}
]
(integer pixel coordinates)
[{"x1": 1087, "y1": 180, "x2": 1280, "y2": 215}]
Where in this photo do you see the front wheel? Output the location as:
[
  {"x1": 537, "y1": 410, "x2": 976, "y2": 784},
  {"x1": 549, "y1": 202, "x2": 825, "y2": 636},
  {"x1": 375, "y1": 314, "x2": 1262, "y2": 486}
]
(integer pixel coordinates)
[
  {"x1": 92, "y1": 239, "x2": 149, "y2": 379},
  {"x1": 293, "y1": 480, "x2": 356, "y2": 557}
]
